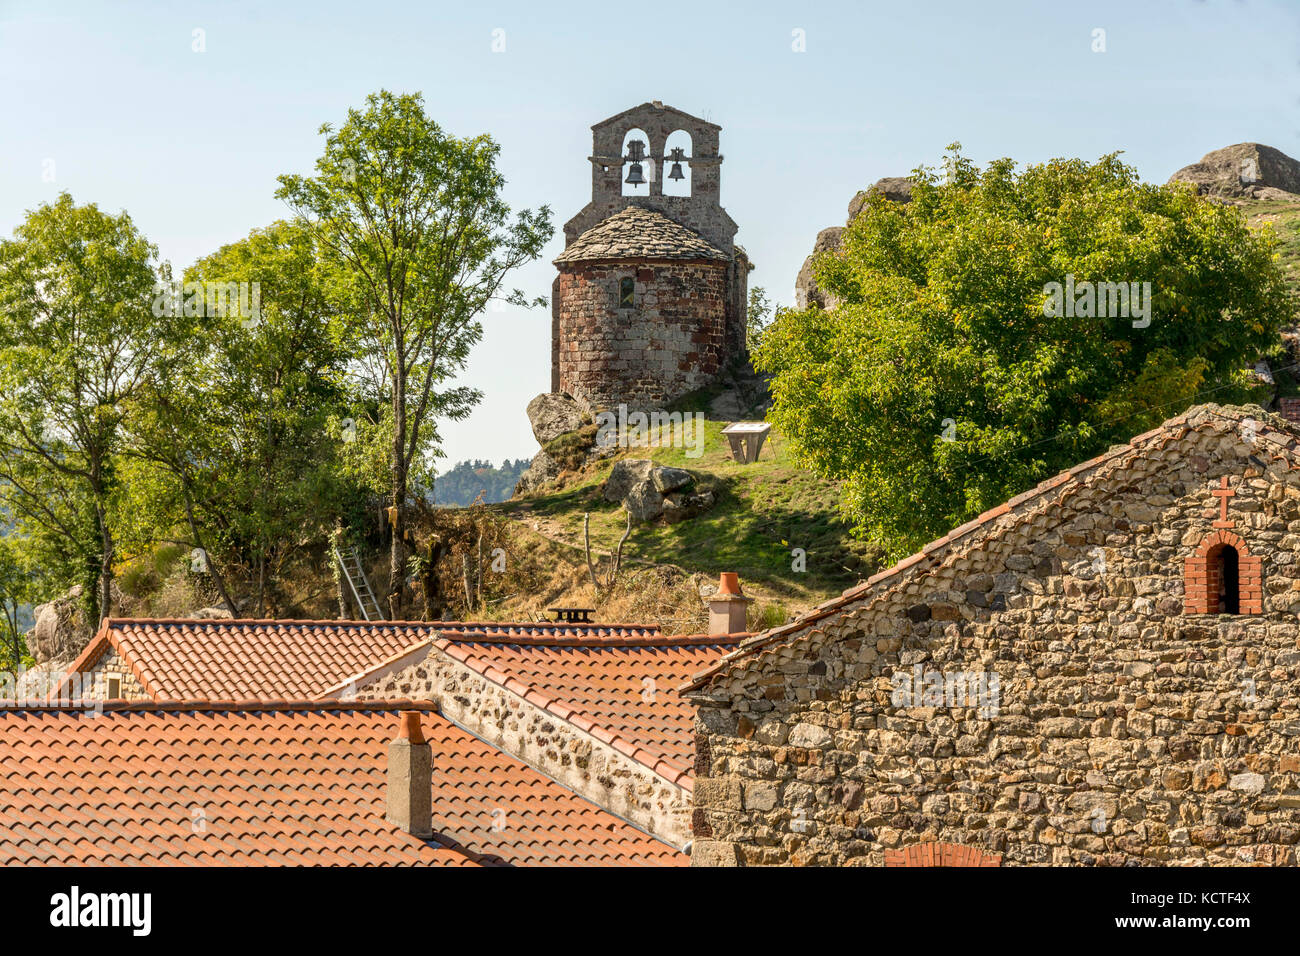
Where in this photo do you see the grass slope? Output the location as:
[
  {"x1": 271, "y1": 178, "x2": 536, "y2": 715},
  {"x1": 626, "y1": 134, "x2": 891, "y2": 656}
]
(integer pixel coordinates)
[{"x1": 500, "y1": 419, "x2": 881, "y2": 615}]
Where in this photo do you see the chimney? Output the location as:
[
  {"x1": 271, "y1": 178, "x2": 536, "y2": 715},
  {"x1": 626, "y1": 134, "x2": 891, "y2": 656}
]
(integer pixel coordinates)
[
  {"x1": 386, "y1": 710, "x2": 433, "y2": 838},
  {"x1": 708, "y1": 572, "x2": 753, "y2": 636}
]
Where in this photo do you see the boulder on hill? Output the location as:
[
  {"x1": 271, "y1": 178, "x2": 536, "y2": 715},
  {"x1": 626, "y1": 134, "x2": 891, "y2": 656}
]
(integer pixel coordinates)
[
  {"x1": 525, "y1": 392, "x2": 588, "y2": 446},
  {"x1": 796, "y1": 175, "x2": 915, "y2": 310},
  {"x1": 30, "y1": 586, "x2": 94, "y2": 665},
  {"x1": 1169, "y1": 143, "x2": 1300, "y2": 201}
]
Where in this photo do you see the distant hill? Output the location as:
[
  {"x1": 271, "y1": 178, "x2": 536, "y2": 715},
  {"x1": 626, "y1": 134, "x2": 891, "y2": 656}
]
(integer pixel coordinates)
[{"x1": 435, "y1": 458, "x2": 531, "y2": 506}]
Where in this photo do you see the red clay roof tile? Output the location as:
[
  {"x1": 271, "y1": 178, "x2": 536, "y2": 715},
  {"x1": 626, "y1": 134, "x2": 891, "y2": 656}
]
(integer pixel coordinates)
[
  {"x1": 0, "y1": 700, "x2": 685, "y2": 867},
  {"x1": 57, "y1": 619, "x2": 662, "y2": 702}
]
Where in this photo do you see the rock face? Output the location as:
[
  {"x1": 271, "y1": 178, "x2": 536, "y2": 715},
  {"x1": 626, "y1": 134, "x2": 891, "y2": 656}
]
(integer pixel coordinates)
[
  {"x1": 601, "y1": 459, "x2": 714, "y2": 524},
  {"x1": 526, "y1": 392, "x2": 588, "y2": 446},
  {"x1": 795, "y1": 176, "x2": 914, "y2": 310},
  {"x1": 794, "y1": 227, "x2": 846, "y2": 311},
  {"x1": 513, "y1": 450, "x2": 561, "y2": 495},
  {"x1": 603, "y1": 458, "x2": 655, "y2": 504},
  {"x1": 29, "y1": 587, "x2": 93, "y2": 665},
  {"x1": 1169, "y1": 143, "x2": 1300, "y2": 201}
]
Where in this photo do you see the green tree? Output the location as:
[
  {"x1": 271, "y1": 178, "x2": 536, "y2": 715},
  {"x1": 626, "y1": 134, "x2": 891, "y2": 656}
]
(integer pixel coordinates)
[
  {"x1": 746, "y1": 286, "x2": 773, "y2": 353},
  {"x1": 0, "y1": 535, "x2": 34, "y2": 680},
  {"x1": 756, "y1": 147, "x2": 1294, "y2": 558},
  {"x1": 0, "y1": 194, "x2": 169, "y2": 622},
  {"x1": 122, "y1": 220, "x2": 356, "y2": 616},
  {"x1": 276, "y1": 90, "x2": 553, "y2": 617}
]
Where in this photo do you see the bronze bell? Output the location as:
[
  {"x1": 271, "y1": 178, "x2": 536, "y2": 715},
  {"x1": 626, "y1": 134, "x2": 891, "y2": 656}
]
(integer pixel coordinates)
[
  {"x1": 625, "y1": 162, "x2": 645, "y2": 186},
  {"x1": 668, "y1": 162, "x2": 684, "y2": 181}
]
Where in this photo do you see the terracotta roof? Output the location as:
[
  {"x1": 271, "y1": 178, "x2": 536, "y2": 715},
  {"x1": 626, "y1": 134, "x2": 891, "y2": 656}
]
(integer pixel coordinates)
[
  {"x1": 554, "y1": 205, "x2": 728, "y2": 264},
  {"x1": 0, "y1": 701, "x2": 686, "y2": 866},
  {"x1": 57, "y1": 618, "x2": 661, "y2": 702},
  {"x1": 432, "y1": 629, "x2": 747, "y2": 790},
  {"x1": 682, "y1": 403, "x2": 1299, "y2": 691}
]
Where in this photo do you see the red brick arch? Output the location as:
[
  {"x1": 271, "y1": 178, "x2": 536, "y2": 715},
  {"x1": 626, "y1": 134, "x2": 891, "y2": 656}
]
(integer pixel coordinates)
[
  {"x1": 884, "y1": 842, "x2": 1002, "y2": 867},
  {"x1": 1183, "y1": 529, "x2": 1262, "y2": 615}
]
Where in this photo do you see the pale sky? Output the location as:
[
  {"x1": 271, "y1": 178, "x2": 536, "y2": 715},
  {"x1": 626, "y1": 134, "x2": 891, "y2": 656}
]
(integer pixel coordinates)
[{"x1": 1, "y1": 0, "x2": 1297, "y2": 466}]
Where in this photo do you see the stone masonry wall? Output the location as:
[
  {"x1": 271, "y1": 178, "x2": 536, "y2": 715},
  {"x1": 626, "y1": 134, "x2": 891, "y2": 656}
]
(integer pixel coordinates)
[
  {"x1": 79, "y1": 649, "x2": 149, "y2": 701},
  {"x1": 354, "y1": 646, "x2": 691, "y2": 846},
  {"x1": 691, "y1": 416, "x2": 1300, "y2": 866},
  {"x1": 556, "y1": 259, "x2": 728, "y2": 412}
]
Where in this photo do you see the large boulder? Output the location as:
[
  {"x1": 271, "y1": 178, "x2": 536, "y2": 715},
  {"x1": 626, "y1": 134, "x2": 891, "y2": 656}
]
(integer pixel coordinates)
[
  {"x1": 624, "y1": 480, "x2": 666, "y2": 522},
  {"x1": 603, "y1": 458, "x2": 654, "y2": 503},
  {"x1": 526, "y1": 392, "x2": 588, "y2": 446},
  {"x1": 651, "y1": 466, "x2": 694, "y2": 494},
  {"x1": 604, "y1": 461, "x2": 714, "y2": 524},
  {"x1": 29, "y1": 586, "x2": 93, "y2": 665},
  {"x1": 796, "y1": 176, "x2": 916, "y2": 310},
  {"x1": 794, "y1": 226, "x2": 846, "y2": 310},
  {"x1": 1169, "y1": 144, "x2": 1300, "y2": 201},
  {"x1": 513, "y1": 449, "x2": 561, "y2": 495},
  {"x1": 848, "y1": 176, "x2": 914, "y2": 221}
]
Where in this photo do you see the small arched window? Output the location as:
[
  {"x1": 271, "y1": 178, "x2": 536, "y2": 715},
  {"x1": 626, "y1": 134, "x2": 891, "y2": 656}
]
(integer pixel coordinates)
[
  {"x1": 621, "y1": 128, "x2": 652, "y2": 197},
  {"x1": 662, "y1": 129, "x2": 693, "y2": 197},
  {"x1": 619, "y1": 277, "x2": 635, "y2": 309},
  {"x1": 1184, "y1": 530, "x2": 1262, "y2": 615}
]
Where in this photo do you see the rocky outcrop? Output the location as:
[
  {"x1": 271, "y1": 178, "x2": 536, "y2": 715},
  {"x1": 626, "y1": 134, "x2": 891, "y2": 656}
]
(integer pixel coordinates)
[
  {"x1": 602, "y1": 459, "x2": 715, "y2": 524},
  {"x1": 513, "y1": 449, "x2": 561, "y2": 495},
  {"x1": 29, "y1": 586, "x2": 93, "y2": 665},
  {"x1": 794, "y1": 227, "x2": 846, "y2": 310},
  {"x1": 525, "y1": 392, "x2": 589, "y2": 446},
  {"x1": 1169, "y1": 143, "x2": 1300, "y2": 201},
  {"x1": 796, "y1": 176, "x2": 915, "y2": 309}
]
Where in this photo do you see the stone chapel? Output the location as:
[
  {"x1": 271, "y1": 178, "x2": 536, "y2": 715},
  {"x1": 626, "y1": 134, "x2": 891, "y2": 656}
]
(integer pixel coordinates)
[{"x1": 551, "y1": 101, "x2": 751, "y2": 413}]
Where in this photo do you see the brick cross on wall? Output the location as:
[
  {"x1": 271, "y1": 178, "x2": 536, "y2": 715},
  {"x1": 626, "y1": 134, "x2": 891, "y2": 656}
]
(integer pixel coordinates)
[{"x1": 1211, "y1": 475, "x2": 1235, "y2": 529}]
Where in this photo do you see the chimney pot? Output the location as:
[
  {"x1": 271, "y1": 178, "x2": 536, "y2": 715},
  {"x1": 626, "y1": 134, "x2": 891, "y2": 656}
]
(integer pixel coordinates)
[
  {"x1": 387, "y1": 710, "x2": 433, "y2": 838},
  {"x1": 708, "y1": 573, "x2": 752, "y2": 636}
]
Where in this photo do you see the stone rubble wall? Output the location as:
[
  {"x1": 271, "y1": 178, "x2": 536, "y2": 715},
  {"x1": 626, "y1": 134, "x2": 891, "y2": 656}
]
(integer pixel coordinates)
[
  {"x1": 78, "y1": 649, "x2": 149, "y2": 701},
  {"x1": 691, "y1": 418, "x2": 1300, "y2": 865},
  {"x1": 556, "y1": 259, "x2": 728, "y2": 412},
  {"x1": 354, "y1": 646, "x2": 692, "y2": 847}
]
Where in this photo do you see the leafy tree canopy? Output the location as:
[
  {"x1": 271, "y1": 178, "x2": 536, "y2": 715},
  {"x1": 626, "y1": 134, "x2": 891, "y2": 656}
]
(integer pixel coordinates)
[{"x1": 755, "y1": 147, "x2": 1294, "y2": 558}]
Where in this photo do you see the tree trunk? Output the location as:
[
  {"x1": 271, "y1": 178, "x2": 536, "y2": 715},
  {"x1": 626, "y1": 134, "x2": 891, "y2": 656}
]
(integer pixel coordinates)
[
  {"x1": 95, "y1": 501, "x2": 113, "y2": 625},
  {"x1": 180, "y1": 491, "x2": 238, "y2": 617},
  {"x1": 388, "y1": 364, "x2": 408, "y2": 620},
  {"x1": 419, "y1": 538, "x2": 445, "y2": 620}
]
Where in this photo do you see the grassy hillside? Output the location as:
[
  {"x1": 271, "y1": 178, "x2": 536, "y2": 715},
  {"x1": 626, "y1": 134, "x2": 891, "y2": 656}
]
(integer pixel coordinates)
[{"x1": 499, "y1": 419, "x2": 881, "y2": 622}]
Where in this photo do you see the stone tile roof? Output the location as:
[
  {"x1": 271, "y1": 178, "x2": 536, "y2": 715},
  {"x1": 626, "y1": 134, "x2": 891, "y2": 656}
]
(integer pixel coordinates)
[
  {"x1": 57, "y1": 618, "x2": 661, "y2": 702},
  {"x1": 554, "y1": 205, "x2": 728, "y2": 264},
  {"x1": 0, "y1": 701, "x2": 687, "y2": 866},
  {"x1": 431, "y1": 629, "x2": 749, "y2": 790},
  {"x1": 682, "y1": 403, "x2": 1299, "y2": 692}
]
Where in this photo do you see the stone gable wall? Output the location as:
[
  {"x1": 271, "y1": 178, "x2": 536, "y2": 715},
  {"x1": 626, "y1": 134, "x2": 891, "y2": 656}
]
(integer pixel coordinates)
[
  {"x1": 691, "y1": 420, "x2": 1300, "y2": 866},
  {"x1": 556, "y1": 259, "x2": 728, "y2": 411},
  {"x1": 353, "y1": 647, "x2": 691, "y2": 846},
  {"x1": 78, "y1": 649, "x2": 149, "y2": 701}
]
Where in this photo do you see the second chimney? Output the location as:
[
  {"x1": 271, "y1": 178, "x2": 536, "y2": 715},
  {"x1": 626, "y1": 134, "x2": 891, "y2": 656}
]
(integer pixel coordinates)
[
  {"x1": 386, "y1": 710, "x2": 433, "y2": 839},
  {"x1": 708, "y1": 572, "x2": 753, "y2": 636}
]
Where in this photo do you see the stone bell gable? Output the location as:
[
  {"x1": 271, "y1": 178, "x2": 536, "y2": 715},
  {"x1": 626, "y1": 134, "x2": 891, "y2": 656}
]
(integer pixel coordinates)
[
  {"x1": 552, "y1": 101, "x2": 750, "y2": 412},
  {"x1": 684, "y1": 404, "x2": 1300, "y2": 867}
]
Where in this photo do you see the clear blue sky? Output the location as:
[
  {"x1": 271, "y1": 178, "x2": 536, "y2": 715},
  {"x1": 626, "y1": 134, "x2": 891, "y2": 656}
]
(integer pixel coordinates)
[{"x1": 1, "y1": 0, "x2": 1297, "y2": 466}]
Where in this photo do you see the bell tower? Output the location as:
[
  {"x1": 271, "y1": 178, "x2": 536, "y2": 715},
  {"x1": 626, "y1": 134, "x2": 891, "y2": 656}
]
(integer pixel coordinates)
[{"x1": 565, "y1": 101, "x2": 737, "y2": 254}]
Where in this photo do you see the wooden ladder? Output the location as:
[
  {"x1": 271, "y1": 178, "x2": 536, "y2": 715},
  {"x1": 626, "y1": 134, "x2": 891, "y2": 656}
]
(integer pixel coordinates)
[{"x1": 333, "y1": 544, "x2": 385, "y2": 621}]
